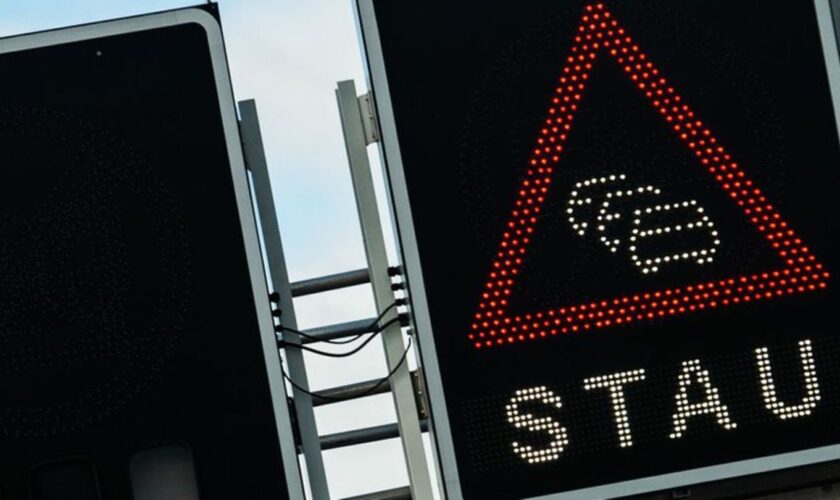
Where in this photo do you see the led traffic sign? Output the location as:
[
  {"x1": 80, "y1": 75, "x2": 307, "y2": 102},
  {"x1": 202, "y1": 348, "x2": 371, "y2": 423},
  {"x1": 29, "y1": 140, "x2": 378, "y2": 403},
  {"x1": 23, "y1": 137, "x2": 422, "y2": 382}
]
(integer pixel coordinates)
[{"x1": 358, "y1": 0, "x2": 840, "y2": 498}]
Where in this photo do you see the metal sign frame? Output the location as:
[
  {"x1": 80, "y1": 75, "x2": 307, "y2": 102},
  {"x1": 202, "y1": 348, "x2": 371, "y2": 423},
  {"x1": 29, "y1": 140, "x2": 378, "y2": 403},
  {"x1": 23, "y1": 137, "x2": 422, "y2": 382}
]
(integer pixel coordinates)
[
  {"x1": 0, "y1": 9, "x2": 306, "y2": 499},
  {"x1": 354, "y1": 0, "x2": 840, "y2": 498}
]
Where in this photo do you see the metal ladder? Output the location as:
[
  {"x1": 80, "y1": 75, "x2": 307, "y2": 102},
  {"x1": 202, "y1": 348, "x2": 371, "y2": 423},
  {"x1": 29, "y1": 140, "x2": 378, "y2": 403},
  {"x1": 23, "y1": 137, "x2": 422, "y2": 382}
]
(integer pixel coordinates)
[{"x1": 236, "y1": 79, "x2": 436, "y2": 500}]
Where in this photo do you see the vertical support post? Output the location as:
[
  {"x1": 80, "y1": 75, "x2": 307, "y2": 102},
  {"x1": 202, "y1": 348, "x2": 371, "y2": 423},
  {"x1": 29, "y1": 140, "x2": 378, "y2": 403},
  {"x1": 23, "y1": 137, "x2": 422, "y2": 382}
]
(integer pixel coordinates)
[
  {"x1": 239, "y1": 100, "x2": 331, "y2": 500},
  {"x1": 336, "y1": 80, "x2": 435, "y2": 500}
]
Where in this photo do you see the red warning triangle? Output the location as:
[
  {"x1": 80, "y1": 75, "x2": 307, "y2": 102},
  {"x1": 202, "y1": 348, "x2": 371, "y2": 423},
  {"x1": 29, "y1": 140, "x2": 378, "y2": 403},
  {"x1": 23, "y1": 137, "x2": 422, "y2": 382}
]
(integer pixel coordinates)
[{"x1": 470, "y1": 2, "x2": 830, "y2": 349}]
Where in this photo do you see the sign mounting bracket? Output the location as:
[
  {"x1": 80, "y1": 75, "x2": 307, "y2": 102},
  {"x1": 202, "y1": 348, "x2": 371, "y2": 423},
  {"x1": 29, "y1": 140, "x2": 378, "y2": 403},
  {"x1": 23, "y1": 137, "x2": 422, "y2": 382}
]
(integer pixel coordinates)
[{"x1": 359, "y1": 92, "x2": 380, "y2": 145}]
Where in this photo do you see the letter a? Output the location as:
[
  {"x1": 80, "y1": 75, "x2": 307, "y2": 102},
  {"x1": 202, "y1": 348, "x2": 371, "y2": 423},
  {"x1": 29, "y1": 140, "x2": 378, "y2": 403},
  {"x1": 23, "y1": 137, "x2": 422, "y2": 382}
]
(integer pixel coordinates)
[{"x1": 669, "y1": 360, "x2": 737, "y2": 439}]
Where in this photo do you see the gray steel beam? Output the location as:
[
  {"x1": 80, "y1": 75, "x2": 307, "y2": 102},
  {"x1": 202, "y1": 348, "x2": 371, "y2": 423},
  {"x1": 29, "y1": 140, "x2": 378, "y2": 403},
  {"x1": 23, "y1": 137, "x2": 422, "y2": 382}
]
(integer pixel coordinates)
[
  {"x1": 239, "y1": 100, "x2": 330, "y2": 500},
  {"x1": 337, "y1": 80, "x2": 435, "y2": 500},
  {"x1": 319, "y1": 420, "x2": 430, "y2": 451},
  {"x1": 291, "y1": 268, "x2": 370, "y2": 297}
]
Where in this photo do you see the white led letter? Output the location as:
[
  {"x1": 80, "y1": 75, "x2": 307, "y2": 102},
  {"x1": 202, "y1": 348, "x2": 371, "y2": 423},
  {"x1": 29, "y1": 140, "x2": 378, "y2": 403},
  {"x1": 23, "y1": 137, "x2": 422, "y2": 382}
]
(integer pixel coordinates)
[
  {"x1": 669, "y1": 360, "x2": 737, "y2": 439},
  {"x1": 583, "y1": 369, "x2": 646, "y2": 447},
  {"x1": 506, "y1": 386, "x2": 569, "y2": 463},
  {"x1": 756, "y1": 339, "x2": 821, "y2": 420}
]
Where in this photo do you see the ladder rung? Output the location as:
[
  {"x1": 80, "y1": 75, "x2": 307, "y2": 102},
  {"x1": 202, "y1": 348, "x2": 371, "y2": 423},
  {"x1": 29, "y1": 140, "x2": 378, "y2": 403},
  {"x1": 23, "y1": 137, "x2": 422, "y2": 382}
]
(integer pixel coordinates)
[
  {"x1": 342, "y1": 486, "x2": 411, "y2": 500},
  {"x1": 297, "y1": 317, "x2": 377, "y2": 345},
  {"x1": 311, "y1": 377, "x2": 392, "y2": 406},
  {"x1": 290, "y1": 268, "x2": 370, "y2": 297},
  {"x1": 318, "y1": 420, "x2": 429, "y2": 451}
]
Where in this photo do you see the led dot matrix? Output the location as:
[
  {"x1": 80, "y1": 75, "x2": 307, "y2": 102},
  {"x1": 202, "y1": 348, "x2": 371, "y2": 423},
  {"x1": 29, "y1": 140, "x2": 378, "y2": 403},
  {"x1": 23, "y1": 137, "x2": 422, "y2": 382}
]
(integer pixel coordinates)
[
  {"x1": 506, "y1": 386, "x2": 569, "y2": 463},
  {"x1": 567, "y1": 174, "x2": 720, "y2": 274},
  {"x1": 597, "y1": 182, "x2": 660, "y2": 255},
  {"x1": 470, "y1": 2, "x2": 830, "y2": 349},
  {"x1": 503, "y1": 339, "x2": 826, "y2": 463},
  {"x1": 669, "y1": 360, "x2": 737, "y2": 439},
  {"x1": 629, "y1": 199, "x2": 719, "y2": 274},
  {"x1": 756, "y1": 339, "x2": 821, "y2": 420},
  {"x1": 584, "y1": 369, "x2": 646, "y2": 447}
]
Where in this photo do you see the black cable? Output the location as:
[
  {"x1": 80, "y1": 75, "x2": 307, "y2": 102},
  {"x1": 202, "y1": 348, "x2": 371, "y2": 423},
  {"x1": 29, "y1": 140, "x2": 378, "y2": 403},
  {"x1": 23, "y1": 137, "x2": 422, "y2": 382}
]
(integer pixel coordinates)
[
  {"x1": 282, "y1": 336, "x2": 413, "y2": 402},
  {"x1": 278, "y1": 302, "x2": 397, "y2": 346},
  {"x1": 282, "y1": 316, "x2": 403, "y2": 358}
]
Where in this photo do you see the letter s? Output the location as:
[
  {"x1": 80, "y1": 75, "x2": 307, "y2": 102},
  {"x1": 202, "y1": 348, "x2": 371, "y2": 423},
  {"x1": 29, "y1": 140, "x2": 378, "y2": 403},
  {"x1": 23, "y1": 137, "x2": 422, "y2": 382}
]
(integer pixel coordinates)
[{"x1": 506, "y1": 386, "x2": 569, "y2": 464}]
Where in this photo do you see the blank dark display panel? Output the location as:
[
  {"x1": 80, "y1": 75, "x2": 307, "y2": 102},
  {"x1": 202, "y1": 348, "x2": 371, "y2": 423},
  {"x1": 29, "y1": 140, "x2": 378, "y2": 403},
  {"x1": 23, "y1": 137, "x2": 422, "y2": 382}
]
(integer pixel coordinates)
[
  {"x1": 359, "y1": 0, "x2": 840, "y2": 498},
  {"x1": 0, "y1": 7, "x2": 295, "y2": 500}
]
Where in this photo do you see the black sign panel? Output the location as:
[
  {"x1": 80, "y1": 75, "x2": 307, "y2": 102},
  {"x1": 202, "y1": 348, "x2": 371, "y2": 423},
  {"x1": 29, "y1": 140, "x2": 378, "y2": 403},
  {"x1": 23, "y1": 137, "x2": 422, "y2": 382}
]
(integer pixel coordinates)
[
  {"x1": 359, "y1": 0, "x2": 840, "y2": 498},
  {"x1": 0, "y1": 7, "x2": 298, "y2": 500}
]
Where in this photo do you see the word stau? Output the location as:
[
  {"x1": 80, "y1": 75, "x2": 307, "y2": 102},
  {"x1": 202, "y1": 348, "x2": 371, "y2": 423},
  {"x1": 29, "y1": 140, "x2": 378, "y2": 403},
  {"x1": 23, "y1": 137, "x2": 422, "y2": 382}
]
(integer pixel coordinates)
[{"x1": 506, "y1": 339, "x2": 819, "y2": 463}]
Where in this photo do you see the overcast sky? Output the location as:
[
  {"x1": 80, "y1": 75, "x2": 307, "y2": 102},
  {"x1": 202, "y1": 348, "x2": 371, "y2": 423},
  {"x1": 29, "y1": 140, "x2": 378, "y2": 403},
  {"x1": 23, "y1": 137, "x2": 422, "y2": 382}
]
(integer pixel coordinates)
[{"x1": 0, "y1": 1, "x2": 434, "y2": 498}]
